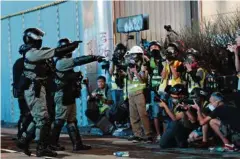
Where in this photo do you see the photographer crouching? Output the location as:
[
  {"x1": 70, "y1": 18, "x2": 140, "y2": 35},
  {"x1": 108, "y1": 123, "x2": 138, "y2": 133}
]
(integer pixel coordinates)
[
  {"x1": 85, "y1": 76, "x2": 115, "y2": 132},
  {"x1": 158, "y1": 84, "x2": 198, "y2": 148}
]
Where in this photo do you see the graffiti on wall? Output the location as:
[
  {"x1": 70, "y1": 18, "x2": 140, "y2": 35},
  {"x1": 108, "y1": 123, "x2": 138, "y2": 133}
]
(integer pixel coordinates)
[
  {"x1": 98, "y1": 32, "x2": 111, "y2": 58},
  {"x1": 86, "y1": 39, "x2": 97, "y2": 55}
]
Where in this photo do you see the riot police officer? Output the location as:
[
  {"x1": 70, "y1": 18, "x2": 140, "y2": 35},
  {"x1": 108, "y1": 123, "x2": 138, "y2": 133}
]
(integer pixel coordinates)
[
  {"x1": 49, "y1": 38, "x2": 104, "y2": 152},
  {"x1": 16, "y1": 28, "x2": 82, "y2": 157}
]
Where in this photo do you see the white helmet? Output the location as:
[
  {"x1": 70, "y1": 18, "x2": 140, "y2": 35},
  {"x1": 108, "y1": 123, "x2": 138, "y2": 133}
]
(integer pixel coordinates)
[{"x1": 128, "y1": 46, "x2": 144, "y2": 54}]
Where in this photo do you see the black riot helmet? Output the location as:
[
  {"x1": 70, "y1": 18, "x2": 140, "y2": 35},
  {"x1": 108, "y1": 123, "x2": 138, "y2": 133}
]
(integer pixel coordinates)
[
  {"x1": 23, "y1": 28, "x2": 45, "y2": 49},
  {"x1": 57, "y1": 38, "x2": 71, "y2": 47},
  {"x1": 184, "y1": 48, "x2": 199, "y2": 63},
  {"x1": 57, "y1": 38, "x2": 72, "y2": 57},
  {"x1": 148, "y1": 41, "x2": 162, "y2": 51}
]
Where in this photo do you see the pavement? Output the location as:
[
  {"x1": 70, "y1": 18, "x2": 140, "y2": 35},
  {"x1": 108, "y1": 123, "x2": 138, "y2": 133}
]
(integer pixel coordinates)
[{"x1": 1, "y1": 128, "x2": 240, "y2": 159}]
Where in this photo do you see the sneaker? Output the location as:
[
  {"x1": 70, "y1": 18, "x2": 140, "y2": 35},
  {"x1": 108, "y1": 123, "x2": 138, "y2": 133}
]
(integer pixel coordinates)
[
  {"x1": 224, "y1": 144, "x2": 238, "y2": 152},
  {"x1": 209, "y1": 144, "x2": 238, "y2": 152},
  {"x1": 156, "y1": 135, "x2": 161, "y2": 142},
  {"x1": 128, "y1": 135, "x2": 143, "y2": 143},
  {"x1": 144, "y1": 137, "x2": 154, "y2": 143}
]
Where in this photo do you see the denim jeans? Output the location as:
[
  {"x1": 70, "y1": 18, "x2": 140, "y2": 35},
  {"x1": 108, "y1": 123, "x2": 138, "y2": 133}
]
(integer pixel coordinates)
[
  {"x1": 159, "y1": 120, "x2": 191, "y2": 149},
  {"x1": 111, "y1": 89, "x2": 124, "y2": 114},
  {"x1": 150, "y1": 91, "x2": 173, "y2": 118}
]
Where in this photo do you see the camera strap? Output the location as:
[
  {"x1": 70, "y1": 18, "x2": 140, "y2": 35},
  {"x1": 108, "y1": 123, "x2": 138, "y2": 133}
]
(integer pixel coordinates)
[{"x1": 125, "y1": 77, "x2": 128, "y2": 99}]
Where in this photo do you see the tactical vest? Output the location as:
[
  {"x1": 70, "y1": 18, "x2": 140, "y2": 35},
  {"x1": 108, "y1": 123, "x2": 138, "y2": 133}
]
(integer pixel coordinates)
[
  {"x1": 127, "y1": 73, "x2": 146, "y2": 95},
  {"x1": 150, "y1": 67, "x2": 161, "y2": 91},
  {"x1": 94, "y1": 86, "x2": 110, "y2": 114},
  {"x1": 159, "y1": 60, "x2": 182, "y2": 92},
  {"x1": 55, "y1": 67, "x2": 81, "y2": 105},
  {"x1": 24, "y1": 59, "x2": 50, "y2": 80}
]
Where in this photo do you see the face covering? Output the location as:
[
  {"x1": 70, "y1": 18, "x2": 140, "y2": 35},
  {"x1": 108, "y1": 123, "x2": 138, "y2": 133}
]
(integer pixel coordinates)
[
  {"x1": 151, "y1": 49, "x2": 161, "y2": 59},
  {"x1": 207, "y1": 104, "x2": 215, "y2": 111}
]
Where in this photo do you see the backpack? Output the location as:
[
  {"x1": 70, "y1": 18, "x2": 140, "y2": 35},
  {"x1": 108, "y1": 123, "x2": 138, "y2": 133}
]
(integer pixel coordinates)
[{"x1": 12, "y1": 58, "x2": 26, "y2": 98}]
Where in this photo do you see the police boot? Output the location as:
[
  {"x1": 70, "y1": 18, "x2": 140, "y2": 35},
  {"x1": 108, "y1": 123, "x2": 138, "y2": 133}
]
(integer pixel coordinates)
[
  {"x1": 16, "y1": 122, "x2": 35, "y2": 156},
  {"x1": 49, "y1": 119, "x2": 65, "y2": 151},
  {"x1": 17, "y1": 114, "x2": 33, "y2": 139},
  {"x1": 36, "y1": 122, "x2": 57, "y2": 157},
  {"x1": 67, "y1": 121, "x2": 91, "y2": 152}
]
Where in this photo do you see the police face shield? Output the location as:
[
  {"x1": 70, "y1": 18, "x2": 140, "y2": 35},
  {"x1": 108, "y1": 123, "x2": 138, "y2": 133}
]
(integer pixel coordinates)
[{"x1": 26, "y1": 30, "x2": 44, "y2": 49}]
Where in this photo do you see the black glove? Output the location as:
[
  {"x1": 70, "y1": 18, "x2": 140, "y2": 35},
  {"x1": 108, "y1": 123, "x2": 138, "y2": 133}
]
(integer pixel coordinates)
[
  {"x1": 41, "y1": 47, "x2": 51, "y2": 50},
  {"x1": 55, "y1": 41, "x2": 79, "y2": 57},
  {"x1": 72, "y1": 41, "x2": 81, "y2": 46},
  {"x1": 95, "y1": 56, "x2": 105, "y2": 62}
]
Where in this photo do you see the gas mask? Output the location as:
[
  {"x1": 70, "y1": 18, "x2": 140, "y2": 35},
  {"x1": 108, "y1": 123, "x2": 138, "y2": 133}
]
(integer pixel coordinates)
[
  {"x1": 150, "y1": 49, "x2": 161, "y2": 60},
  {"x1": 113, "y1": 49, "x2": 126, "y2": 64},
  {"x1": 185, "y1": 55, "x2": 198, "y2": 69},
  {"x1": 165, "y1": 47, "x2": 177, "y2": 61}
]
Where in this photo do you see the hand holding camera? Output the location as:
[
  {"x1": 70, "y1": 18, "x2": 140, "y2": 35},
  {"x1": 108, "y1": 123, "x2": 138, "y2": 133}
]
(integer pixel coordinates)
[
  {"x1": 190, "y1": 100, "x2": 200, "y2": 111},
  {"x1": 159, "y1": 99, "x2": 168, "y2": 108},
  {"x1": 176, "y1": 103, "x2": 189, "y2": 112}
]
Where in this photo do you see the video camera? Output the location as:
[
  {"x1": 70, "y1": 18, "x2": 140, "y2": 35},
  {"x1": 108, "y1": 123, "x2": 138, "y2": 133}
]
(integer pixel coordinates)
[{"x1": 164, "y1": 25, "x2": 172, "y2": 32}]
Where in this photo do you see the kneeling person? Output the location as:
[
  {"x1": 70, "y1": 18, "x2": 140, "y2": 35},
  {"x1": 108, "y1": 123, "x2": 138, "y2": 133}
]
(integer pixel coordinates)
[{"x1": 85, "y1": 76, "x2": 114, "y2": 124}]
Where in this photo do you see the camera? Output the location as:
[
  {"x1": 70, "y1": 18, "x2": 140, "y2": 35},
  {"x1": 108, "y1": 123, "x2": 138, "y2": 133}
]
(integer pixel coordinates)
[
  {"x1": 164, "y1": 25, "x2": 172, "y2": 32},
  {"x1": 180, "y1": 98, "x2": 195, "y2": 105},
  {"x1": 176, "y1": 105, "x2": 188, "y2": 112},
  {"x1": 154, "y1": 92, "x2": 169, "y2": 103},
  {"x1": 101, "y1": 60, "x2": 110, "y2": 70}
]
